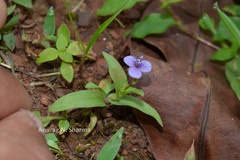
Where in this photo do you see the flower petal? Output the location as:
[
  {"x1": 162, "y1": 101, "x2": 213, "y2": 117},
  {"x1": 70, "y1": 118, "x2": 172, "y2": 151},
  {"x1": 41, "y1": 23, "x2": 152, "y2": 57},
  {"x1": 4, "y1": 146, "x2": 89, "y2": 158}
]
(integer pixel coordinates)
[
  {"x1": 128, "y1": 67, "x2": 142, "y2": 79},
  {"x1": 123, "y1": 56, "x2": 136, "y2": 67},
  {"x1": 139, "y1": 60, "x2": 152, "y2": 72}
]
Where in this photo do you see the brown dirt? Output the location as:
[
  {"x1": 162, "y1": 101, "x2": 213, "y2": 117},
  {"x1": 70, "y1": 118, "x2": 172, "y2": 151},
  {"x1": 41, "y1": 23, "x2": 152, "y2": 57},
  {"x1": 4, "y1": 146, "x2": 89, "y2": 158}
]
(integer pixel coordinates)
[{"x1": 7, "y1": 0, "x2": 154, "y2": 159}]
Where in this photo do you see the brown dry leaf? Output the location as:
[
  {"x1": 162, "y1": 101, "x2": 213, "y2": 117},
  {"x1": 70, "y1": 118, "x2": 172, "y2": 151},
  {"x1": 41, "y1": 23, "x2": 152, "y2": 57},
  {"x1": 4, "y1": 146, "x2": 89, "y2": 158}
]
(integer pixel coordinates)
[
  {"x1": 183, "y1": 140, "x2": 195, "y2": 160},
  {"x1": 121, "y1": 0, "x2": 240, "y2": 159}
]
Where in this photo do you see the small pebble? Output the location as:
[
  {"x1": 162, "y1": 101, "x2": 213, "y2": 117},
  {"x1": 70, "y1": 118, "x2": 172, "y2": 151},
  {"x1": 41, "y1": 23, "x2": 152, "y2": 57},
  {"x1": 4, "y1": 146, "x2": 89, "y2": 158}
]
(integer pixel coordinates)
[
  {"x1": 40, "y1": 94, "x2": 49, "y2": 106},
  {"x1": 121, "y1": 149, "x2": 128, "y2": 156},
  {"x1": 101, "y1": 108, "x2": 113, "y2": 118}
]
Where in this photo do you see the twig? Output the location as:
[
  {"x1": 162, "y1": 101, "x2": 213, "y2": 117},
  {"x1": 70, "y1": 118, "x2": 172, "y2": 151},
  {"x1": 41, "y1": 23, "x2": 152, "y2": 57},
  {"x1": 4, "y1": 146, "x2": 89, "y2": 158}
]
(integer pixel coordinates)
[
  {"x1": 0, "y1": 63, "x2": 11, "y2": 69},
  {"x1": 20, "y1": 20, "x2": 37, "y2": 29},
  {"x1": 36, "y1": 72, "x2": 61, "y2": 78},
  {"x1": 71, "y1": 0, "x2": 84, "y2": 13}
]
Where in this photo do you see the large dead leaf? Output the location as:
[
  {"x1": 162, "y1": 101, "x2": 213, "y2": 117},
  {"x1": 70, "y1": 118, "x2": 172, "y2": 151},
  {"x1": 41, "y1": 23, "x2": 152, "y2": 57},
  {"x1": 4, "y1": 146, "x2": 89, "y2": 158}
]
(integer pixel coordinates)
[{"x1": 122, "y1": 0, "x2": 240, "y2": 159}]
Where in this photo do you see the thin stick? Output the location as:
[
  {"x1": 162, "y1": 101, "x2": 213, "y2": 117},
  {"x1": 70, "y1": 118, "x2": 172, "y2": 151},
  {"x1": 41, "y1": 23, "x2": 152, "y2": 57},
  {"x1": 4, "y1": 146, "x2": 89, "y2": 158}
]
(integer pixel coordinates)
[
  {"x1": 71, "y1": 0, "x2": 84, "y2": 13},
  {"x1": 36, "y1": 72, "x2": 61, "y2": 78}
]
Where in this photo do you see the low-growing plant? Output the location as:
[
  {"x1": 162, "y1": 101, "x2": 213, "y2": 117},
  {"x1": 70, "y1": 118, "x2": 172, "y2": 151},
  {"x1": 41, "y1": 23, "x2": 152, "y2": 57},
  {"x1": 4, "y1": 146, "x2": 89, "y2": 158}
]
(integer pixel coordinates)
[
  {"x1": 0, "y1": 0, "x2": 33, "y2": 70},
  {"x1": 49, "y1": 52, "x2": 163, "y2": 127},
  {"x1": 35, "y1": 0, "x2": 132, "y2": 83}
]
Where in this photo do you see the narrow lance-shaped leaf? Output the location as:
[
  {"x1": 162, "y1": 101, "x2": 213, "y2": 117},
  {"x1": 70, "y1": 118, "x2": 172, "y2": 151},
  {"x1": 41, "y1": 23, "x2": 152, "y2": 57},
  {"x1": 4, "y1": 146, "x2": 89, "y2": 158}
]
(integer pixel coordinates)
[
  {"x1": 84, "y1": 112, "x2": 98, "y2": 137},
  {"x1": 12, "y1": 0, "x2": 33, "y2": 8},
  {"x1": 110, "y1": 95, "x2": 163, "y2": 127},
  {"x1": 2, "y1": 14, "x2": 19, "y2": 32},
  {"x1": 3, "y1": 32, "x2": 15, "y2": 51},
  {"x1": 85, "y1": 0, "x2": 131, "y2": 54},
  {"x1": 215, "y1": 2, "x2": 240, "y2": 45},
  {"x1": 7, "y1": 5, "x2": 16, "y2": 16},
  {"x1": 49, "y1": 90, "x2": 106, "y2": 112},
  {"x1": 97, "y1": 128, "x2": 124, "y2": 160},
  {"x1": 96, "y1": 0, "x2": 146, "y2": 16},
  {"x1": 44, "y1": 7, "x2": 55, "y2": 37},
  {"x1": 130, "y1": 13, "x2": 177, "y2": 38},
  {"x1": 160, "y1": 0, "x2": 184, "y2": 9},
  {"x1": 102, "y1": 52, "x2": 128, "y2": 98},
  {"x1": 199, "y1": 13, "x2": 216, "y2": 34}
]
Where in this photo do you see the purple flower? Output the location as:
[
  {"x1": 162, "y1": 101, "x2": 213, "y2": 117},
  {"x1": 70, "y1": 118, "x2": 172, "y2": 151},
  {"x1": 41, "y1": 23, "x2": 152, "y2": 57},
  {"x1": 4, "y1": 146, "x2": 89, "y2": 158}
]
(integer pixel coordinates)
[{"x1": 123, "y1": 55, "x2": 152, "y2": 79}]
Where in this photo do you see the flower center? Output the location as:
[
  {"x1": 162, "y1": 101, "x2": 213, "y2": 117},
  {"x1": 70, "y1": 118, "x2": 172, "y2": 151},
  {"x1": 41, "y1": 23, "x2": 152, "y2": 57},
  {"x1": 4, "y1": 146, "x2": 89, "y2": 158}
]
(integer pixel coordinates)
[{"x1": 135, "y1": 56, "x2": 143, "y2": 68}]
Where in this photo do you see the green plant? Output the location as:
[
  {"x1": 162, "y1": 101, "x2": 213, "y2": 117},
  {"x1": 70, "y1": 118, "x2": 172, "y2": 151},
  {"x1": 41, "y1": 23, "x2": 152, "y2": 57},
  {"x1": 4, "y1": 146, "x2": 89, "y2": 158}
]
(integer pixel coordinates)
[
  {"x1": 36, "y1": 23, "x2": 82, "y2": 83},
  {"x1": 198, "y1": 3, "x2": 240, "y2": 100},
  {"x1": 97, "y1": 127, "x2": 124, "y2": 160},
  {"x1": 49, "y1": 52, "x2": 163, "y2": 127},
  {"x1": 0, "y1": 0, "x2": 33, "y2": 68},
  {"x1": 36, "y1": 0, "x2": 131, "y2": 83}
]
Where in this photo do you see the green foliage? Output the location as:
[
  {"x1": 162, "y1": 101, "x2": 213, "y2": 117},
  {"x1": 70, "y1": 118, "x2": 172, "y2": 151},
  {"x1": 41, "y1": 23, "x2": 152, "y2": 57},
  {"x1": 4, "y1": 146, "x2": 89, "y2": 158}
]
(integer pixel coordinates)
[
  {"x1": 58, "y1": 119, "x2": 70, "y2": 135},
  {"x1": 49, "y1": 90, "x2": 106, "y2": 112},
  {"x1": 7, "y1": 5, "x2": 16, "y2": 16},
  {"x1": 160, "y1": 0, "x2": 184, "y2": 9},
  {"x1": 96, "y1": 0, "x2": 146, "y2": 16},
  {"x1": 3, "y1": 32, "x2": 15, "y2": 51},
  {"x1": 12, "y1": 0, "x2": 33, "y2": 8},
  {"x1": 226, "y1": 57, "x2": 240, "y2": 100},
  {"x1": 37, "y1": 23, "x2": 81, "y2": 83},
  {"x1": 60, "y1": 62, "x2": 74, "y2": 83},
  {"x1": 223, "y1": 5, "x2": 240, "y2": 17},
  {"x1": 102, "y1": 52, "x2": 128, "y2": 98},
  {"x1": 199, "y1": 13, "x2": 216, "y2": 34},
  {"x1": 46, "y1": 133, "x2": 62, "y2": 153},
  {"x1": 36, "y1": 48, "x2": 58, "y2": 64},
  {"x1": 129, "y1": 13, "x2": 177, "y2": 38},
  {"x1": 44, "y1": 7, "x2": 55, "y2": 37},
  {"x1": 110, "y1": 95, "x2": 163, "y2": 127},
  {"x1": 215, "y1": 2, "x2": 240, "y2": 45},
  {"x1": 97, "y1": 128, "x2": 123, "y2": 160},
  {"x1": 85, "y1": 0, "x2": 131, "y2": 54},
  {"x1": 213, "y1": 17, "x2": 240, "y2": 43}
]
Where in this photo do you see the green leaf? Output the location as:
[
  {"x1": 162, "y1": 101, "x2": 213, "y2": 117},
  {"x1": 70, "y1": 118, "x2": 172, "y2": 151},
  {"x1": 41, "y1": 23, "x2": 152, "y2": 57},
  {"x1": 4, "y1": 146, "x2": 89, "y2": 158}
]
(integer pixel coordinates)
[
  {"x1": 57, "y1": 23, "x2": 70, "y2": 43},
  {"x1": 102, "y1": 52, "x2": 128, "y2": 98},
  {"x1": 12, "y1": 0, "x2": 33, "y2": 8},
  {"x1": 36, "y1": 48, "x2": 58, "y2": 64},
  {"x1": 46, "y1": 140, "x2": 62, "y2": 153},
  {"x1": 58, "y1": 51, "x2": 73, "y2": 63},
  {"x1": 123, "y1": 86, "x2": 144, "y2": 96},
  {"x1": 0, "y1": 57, "x2": 1, "y2": 64},
  {"x1": 59, "y1": 119, "x2": 70, "y2": 135},
  {"x1": 49, "y1": 90, "x2": 106, "y2": 112},
  {"x1": 223, "y1": 5, "x2": 240, "y2": 17},
  {"x1": 210, "y1": 48, "x2": 234, "y2": 61},
  {"x1": 99, "y1": 78, "x2": 115, "y2": 95},
  {"x1": 7, "y1": 5, "x2": 16, "y2": 16},
  {"x1": 40, "y1": 40, "x2": 50, "y2": 48},
  {"x1": 85, "y1": 82, "x2": 106, "y2": 98},
  {"x1": 2, "y1": 14, "x2": 19, "y2": 32},
  {"x1": 32, "y1": 111, "x2": 52, "y2": 127},
  {"x1": 3, "y1": 32, "x2": 15, "y2": 51},
  {"x1": 60, "y1": 62, "x2": 74, "y2": 83},
  {"x1": 44, "y1": 7, "x2": 55, "y2": 37},
  {"x1": 225, "y1": 57, "x2": 240, "y2": 100},
  {"x1": 56, "y1": 34, "x2": 68, "y2": 51},
  {"x1": 46, "y1": 133, "x2": 59, "y2": 144},
  {"x1": 47, "y1": 35, "x2": 58, "y2": 41},
  {"x1": 199, "y1": 13, "x2": 216, "y2": 34},
  {"x1": 160, "y1": 0, "x2": 184, "y2": 9},
  {"x1": 67, "y1": 41, "x2": 82, "y2": 55},
  {"x1": 96, "y1": 0, "x2": 146, "y2": 16},
  {"x1": 86, "y1": 0, "x2": 131, "y2": 54},
  {"x1": 110, "y1": 95, "x2": 163, "y2": 127},
  {"x1": 97, "y1": 128, "x2": 123, "y2": 160},
  {"x1": 215, "y1": 2, "x2": 240, "y2": 45},
  {"x1": 130, "y1": 13, "x2": 177, "y2": 38},
  {"x1": 213, "y1": 17, "x2": 240, "y2": 43},
  {"x1": 84, "y1": 112, "x2": 97, "y2": 137}
]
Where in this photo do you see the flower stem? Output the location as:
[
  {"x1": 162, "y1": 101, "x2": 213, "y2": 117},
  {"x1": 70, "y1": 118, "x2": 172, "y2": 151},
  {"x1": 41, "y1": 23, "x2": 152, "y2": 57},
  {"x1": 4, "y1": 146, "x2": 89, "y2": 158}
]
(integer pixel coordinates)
[{"x1": 64, "y1": 0, "x2": 86, "y2": 53}]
